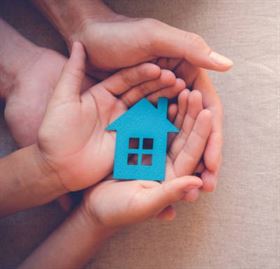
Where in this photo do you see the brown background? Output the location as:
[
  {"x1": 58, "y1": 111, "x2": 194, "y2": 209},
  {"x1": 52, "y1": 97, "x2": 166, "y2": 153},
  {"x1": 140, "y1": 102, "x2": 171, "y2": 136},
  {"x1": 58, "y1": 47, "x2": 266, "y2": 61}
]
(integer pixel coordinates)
[{"x1": 0, "y1": 0, "x2": 279, "y2": 268}]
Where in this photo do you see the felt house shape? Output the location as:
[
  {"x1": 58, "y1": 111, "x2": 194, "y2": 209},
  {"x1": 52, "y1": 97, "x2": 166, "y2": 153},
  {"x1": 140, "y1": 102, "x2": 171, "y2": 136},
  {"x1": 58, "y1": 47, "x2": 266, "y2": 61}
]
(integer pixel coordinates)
[{"x1": 106, "y1": 97, "x2": 178, "y2": 181}]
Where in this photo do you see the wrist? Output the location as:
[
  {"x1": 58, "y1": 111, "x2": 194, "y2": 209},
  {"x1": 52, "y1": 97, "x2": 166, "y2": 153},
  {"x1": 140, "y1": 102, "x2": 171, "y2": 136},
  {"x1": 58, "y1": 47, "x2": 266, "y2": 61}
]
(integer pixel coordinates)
[
  {"x1": 0, "y1": 145, "x2": 67, "y2": 216},
  {"x1": 32, "y1": 0, "x2": 121, "y2": 47},
  {"x1": 78, "y1": 202, "x2": 117, "y2": 238},
  {"x1": 30, "y1": 144, "x2": 68, "y2": 197}
]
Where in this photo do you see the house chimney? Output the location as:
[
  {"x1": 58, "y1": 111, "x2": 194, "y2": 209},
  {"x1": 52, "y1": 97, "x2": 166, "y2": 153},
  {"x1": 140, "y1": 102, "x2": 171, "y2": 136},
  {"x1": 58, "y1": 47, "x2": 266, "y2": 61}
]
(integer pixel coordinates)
[{"x1": 157, "y1": 97, "x2": 168, "y2": 116}]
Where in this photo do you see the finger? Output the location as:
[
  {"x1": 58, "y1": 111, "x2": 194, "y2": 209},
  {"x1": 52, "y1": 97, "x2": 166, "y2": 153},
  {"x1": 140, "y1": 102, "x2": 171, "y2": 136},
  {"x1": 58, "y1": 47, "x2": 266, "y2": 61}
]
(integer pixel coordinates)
[
  {"x1": 167, "y1": 104, "x2": 178, "y2": 146},
  {"x1": 169, "y1": 90, "x2": 203, "y2": 160},
  {"x1": 193, "y1": 70, "x2": 223, "y2": 173},
  {"x1": 156, "y1": 205, "x2": 176, "y2": 221},
  {"x1": 168, "y1": 103, "x2": 178, "y2": 123},
  {"x1": 53, "y1": 42, "x2": 86, "y2": 102},
  {"x1": 143, "y1": 176, "x2": 202, "y2": 215},
  {"x1": 167, "y1": 90, "x2": 190, "y2": 147},
  {"x1": 99, "y1": 63, "x2": 161, "y2": 95},
  {"x1": 147, "y1": 78, "x2": 186, "y2": 103},
  {"x1": 182, "y1": 189, "x2": 200, "y2": 202},
  {"x1": 174, "y1": 89, "x2": 190, "y2": 129},
  {"x1": 174, "y1": 109, "x2": 212, "y2": 175},
  {"x1": 120, "y1": 69, "x2": 176, "y2": 107},
  {"x1": 204, "y1": 130, "x2": 223, "y2": 172},
  {"x1": 201, "y1": 155, "x2": 222, "y2": 192},
  {"x1": 147, "y1": 19, "x2": 233, "y2": 71}
]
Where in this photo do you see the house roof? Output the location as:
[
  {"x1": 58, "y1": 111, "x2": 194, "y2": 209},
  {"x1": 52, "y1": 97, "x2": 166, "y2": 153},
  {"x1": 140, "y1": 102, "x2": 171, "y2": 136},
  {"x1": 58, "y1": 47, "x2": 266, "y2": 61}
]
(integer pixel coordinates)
[{"x1": 106, "y1": 98, "x2": 178, "y2": 133}]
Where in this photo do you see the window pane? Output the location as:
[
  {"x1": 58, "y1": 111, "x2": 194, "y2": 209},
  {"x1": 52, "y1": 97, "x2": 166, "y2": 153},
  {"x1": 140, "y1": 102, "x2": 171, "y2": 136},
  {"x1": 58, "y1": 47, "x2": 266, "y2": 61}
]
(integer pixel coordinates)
[
  {"x1": 128, "y1": 154, "x2": 138, "y2": 165},
  {"x1": 142, "y1": 154, "x2": 152, "y2": 166},
  {"x1": 129, "y1": 138, "x2": 139, "y2": 149},
  {"x1": 143, "y1": 138, "x2": 153, "y2": 149}
]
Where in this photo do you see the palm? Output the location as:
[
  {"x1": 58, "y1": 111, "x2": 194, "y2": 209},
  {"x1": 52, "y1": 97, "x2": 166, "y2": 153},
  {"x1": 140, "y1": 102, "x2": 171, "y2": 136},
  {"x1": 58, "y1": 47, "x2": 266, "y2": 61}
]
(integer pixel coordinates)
[
  {"x1": 38, "y1": 79, "x2": 127, "y2": 190},
  {"x1": 86, "y1": 173, "x2": 201, "y2": 228},
  {"x1": 85, "y1": 90, "x2": 212, "y2": 227}
]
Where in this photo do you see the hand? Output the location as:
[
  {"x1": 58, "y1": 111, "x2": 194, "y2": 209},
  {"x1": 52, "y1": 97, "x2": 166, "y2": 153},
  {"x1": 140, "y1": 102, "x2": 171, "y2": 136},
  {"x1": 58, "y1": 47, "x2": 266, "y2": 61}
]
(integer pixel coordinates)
[
  {"x1": 32, "y1": 2, "x2": 231, "y2": 195},
  {"x1": 157, "y1": 59, "x2": 223, "y2": 198},
  {"x1": 82, "y1": 89, "x2": 212, "y2": 227},
  {"x1": 4, "y1": 47, "x2": 93, "y2": 147},
  {"x1": 69, "y1": 15, "x2": 227, "y2": 195},
  {"x1": 37, "y1": 42, "x2": 187, "y2": 191}
]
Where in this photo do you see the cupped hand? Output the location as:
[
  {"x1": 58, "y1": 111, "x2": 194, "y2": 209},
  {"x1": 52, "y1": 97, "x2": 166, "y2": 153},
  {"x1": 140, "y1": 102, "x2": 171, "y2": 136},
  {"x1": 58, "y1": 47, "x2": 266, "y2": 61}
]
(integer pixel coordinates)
[
  {"x1": 71, "y1": 17, "x2": 233, "y2": 78},
  {"x1": 82, "y1": 89, "x2": 212, "y2": 227},
  {"x1": 70, "y1": 15, "x2": 229, "y2": 195},
  {"x1": 37, "y1": 42, "x2": 187, "y2": 191},
  {"x1": 157, "y1": 59, "x2": 223, "y2": 196}
]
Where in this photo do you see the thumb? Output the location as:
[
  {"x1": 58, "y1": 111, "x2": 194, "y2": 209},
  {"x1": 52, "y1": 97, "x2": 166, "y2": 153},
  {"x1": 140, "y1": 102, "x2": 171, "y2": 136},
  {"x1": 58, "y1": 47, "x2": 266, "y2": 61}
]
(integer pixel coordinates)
[
  {"x1": 53, "y1": 42, "x2": 86, "y2": 102},
  {"x1": 144, "y1": 176, "x2": 202, "y2": 216},
  {"x1": 148, "y1": 20, "x2": 233, "y2": 71}
]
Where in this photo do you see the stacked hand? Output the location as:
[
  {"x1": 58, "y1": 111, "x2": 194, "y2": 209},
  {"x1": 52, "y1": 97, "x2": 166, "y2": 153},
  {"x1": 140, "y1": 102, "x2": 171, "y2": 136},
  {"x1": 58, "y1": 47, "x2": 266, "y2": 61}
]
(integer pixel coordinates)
[
  {"x1": 1, "y1": 3, "x2": 233, "y2": 267},
  {"x1": 68, "y1": 15, "x2": 232, "y2": 198},
  {"x1": 35, "y1": 43, "x2": 212, "y2": 225},
  {"x1": 37, "y1": 42, "x2": 188, "y2": 191},
  {"x1": 3, "y1": 11, "x2": 232, "y2": 198}
]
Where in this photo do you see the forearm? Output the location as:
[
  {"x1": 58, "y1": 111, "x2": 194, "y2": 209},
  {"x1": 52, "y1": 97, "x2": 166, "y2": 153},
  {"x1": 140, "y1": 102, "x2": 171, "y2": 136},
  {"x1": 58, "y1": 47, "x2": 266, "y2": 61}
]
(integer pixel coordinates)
[
  {"x1": 0, "y1": 145, "x2": 65, "y2": 217},
  {"x1": 19, "y1": 205, "x2": 115, "y2": 269},
  {"x1": 0, "y1": 19, "x2": 41, "y2": 98},
  {"x1": 32, "y1": 0, "x2": 118, "y2": 44}
]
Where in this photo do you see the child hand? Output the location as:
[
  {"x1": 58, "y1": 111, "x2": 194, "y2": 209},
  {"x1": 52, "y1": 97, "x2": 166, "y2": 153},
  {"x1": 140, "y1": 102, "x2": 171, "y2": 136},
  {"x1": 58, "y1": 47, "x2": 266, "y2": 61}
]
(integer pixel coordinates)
[
  {"x1": 81, "y1": 90, "x2": 212, "y2": 228},
  {"x1": 37, "y1": 42, "x2": 185, "y2": 191}
]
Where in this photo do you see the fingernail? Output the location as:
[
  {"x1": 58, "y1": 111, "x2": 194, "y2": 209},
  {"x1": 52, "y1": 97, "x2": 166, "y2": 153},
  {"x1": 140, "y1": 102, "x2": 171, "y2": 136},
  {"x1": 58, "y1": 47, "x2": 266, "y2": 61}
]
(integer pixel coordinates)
[{"x1": 209, "y1": 51, "x2": 233, "y2": 67}]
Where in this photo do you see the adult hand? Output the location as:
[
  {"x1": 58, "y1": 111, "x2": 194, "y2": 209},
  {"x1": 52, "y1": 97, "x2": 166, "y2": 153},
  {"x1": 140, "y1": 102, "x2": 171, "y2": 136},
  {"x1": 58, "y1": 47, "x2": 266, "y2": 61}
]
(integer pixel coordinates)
[
  {"x1": 3, "y1": 48, "x2": 80, "y2": 147},
  {"x1": 32, "y1": 1, "x2": 232, "y2": 76},
  {"x1": 71, "y1": 17, "x2": 233, "y2": 78}
]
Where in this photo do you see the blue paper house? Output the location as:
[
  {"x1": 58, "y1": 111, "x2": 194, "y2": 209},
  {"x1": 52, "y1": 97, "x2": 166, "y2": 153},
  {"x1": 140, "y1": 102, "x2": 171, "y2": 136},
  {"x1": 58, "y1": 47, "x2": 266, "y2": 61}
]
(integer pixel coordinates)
[{"x1": 106, "y1": 98, "x2": 178, "y2": 181}]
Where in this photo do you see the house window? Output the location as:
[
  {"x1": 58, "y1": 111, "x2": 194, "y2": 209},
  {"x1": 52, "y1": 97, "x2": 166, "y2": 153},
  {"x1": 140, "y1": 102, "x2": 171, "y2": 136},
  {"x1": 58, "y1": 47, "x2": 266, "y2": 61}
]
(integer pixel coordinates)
[{"x1": 127, "y1": 138, "x2": 154, "y2": 166}]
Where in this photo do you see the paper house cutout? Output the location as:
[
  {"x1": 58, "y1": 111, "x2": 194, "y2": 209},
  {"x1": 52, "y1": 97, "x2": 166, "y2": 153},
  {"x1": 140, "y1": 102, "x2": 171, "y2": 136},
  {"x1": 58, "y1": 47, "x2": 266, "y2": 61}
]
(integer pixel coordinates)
[{"x1": 106, "y1": 98, "x2": 178, "y2": 181}]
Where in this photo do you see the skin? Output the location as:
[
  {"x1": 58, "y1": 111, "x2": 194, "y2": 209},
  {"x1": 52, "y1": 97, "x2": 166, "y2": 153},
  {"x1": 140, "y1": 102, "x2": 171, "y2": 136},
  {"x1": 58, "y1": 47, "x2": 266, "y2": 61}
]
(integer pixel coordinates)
[
  {"x1": 0, "y1": 19, "x2": 206, "y2": 209},
  {"x1": 32, "y1": 0, "x2": 233, "y2": 198},
  {"x1": 38, "y1": 42, "x2": 190, "y2": 191},
  {"x1": 0, "y1": 18, "x2": 73, "y2": 147},
  {"x1": 19, "y1": 64, "x2": 212, "y2": 269},
  {"x1": 0, "y1": 42, "x2": 189, "y2": 216},
  {"x1": 1, "y1": 42, "x2": 212, "y2": 268}
]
